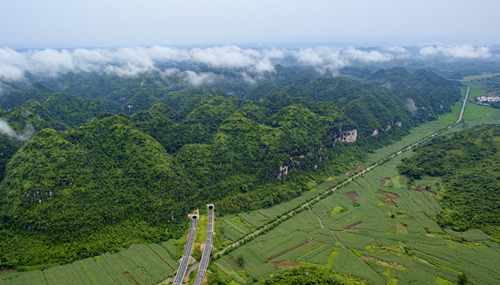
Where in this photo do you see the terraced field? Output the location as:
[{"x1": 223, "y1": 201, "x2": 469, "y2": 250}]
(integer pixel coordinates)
[
  {"x1": 0, "y1": 244, "x2": 178, "y2": 285},
  {"x1": 214, "y1": 152, "x2": 500, "y2": 284}
]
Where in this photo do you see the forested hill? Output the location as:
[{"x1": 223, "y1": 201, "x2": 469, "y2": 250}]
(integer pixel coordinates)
[
  {"x1": 398, "y1": 124, "x2": 500, "y2": 238},
  {"x1": 0, "y1": 68, "x2": 461, "y2": 268}
]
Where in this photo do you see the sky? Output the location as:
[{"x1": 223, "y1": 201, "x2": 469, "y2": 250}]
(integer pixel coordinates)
[{"x1": 1, "y1": 0, "x2": 500, "y2": 49}]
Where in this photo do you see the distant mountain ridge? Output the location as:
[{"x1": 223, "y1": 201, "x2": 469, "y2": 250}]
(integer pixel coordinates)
[{"x1": 0, "y1": 67, "x2": 461, "y2": 268}]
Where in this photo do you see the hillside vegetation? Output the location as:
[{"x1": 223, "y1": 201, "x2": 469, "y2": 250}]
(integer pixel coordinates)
[
  {"x1": 399, "y1": 124, "x2": 500, "y2": 238},
  {"x1": 0, "y1": 67, "x2": 461, "y2": 269}
]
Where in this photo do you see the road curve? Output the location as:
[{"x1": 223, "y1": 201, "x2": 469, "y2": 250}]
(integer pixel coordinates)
[
  {"x1": 193, "y1": 205, "x2": 215, "y2": 285},
  {"x1": 173, "y1": 216, "x2": 198, "y2": 285}
]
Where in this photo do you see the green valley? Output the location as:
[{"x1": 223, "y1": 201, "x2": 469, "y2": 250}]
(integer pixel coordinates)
[{"x1": 2, "y1": 66, "x2": 500, "y2": 285}]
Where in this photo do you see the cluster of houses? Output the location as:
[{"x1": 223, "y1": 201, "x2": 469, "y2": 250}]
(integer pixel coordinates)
[{"x1": 472, "y1": 95, "x2": 500, "y2": 106}]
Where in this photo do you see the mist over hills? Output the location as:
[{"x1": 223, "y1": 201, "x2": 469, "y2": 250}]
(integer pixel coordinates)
[
  {"x1": 1, "y1": 44, "x2": 499, "y2": 88},
  {"x1": 0, "y1": 61, "x2": 461, "y2": 268}
]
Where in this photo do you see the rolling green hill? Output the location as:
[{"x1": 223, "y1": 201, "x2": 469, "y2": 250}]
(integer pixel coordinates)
[
  {"x1": 0, "y1": 68, "x2": 462, "y2": 269},
  {"x1": 399, "y1": 124, "x2": 500, "y2": 238}
]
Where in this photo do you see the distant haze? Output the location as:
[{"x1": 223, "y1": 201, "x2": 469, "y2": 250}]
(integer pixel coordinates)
[
  {"x1": 1, "y1": 0, "x2": 499, "y2": 49},
  {"x1": 0, "y1": 45, "x2": 497, "y2": 83}
]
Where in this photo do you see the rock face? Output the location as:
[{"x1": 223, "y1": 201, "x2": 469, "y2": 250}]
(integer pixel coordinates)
[
  {"x1": 338, "y1": 128, "x2": 358, "y2": 143},
  {"x1": 277, "y1": 164, "x2": 290, "y2": 179}
]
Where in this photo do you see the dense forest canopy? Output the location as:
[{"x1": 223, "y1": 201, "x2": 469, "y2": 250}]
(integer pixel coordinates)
[
  {"x1": 399, "y1": 124, "x2": 500, "y2": 238},
  {"x1": 0, "y1": 66, "x2": 461, "y2": 268}
]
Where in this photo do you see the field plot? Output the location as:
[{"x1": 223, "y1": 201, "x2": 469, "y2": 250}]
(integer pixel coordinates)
[
  {"x1": 332, "y1": 248, "x2": 386, "y2": 285},
  {"x1": 0, "y1": 243, "x2": 177, "y2": 285},
  {"x1": 219, "y1": 120, "x2": 500, "y2": 284},
  {"x1": 4, "y1": 95, "x2": 500, "y2": 285},
  {"x1": 237, "y1": 212, "x2": 266, "y2": 227},
  {"x1": 253, "y1": 189, "x2": 319, "y2": 218},
  {"x1": 213, "y1": 259, "x2": 247, "y2": 284}
]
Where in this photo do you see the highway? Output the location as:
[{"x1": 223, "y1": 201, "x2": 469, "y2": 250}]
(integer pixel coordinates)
[
  {"x1": 456, "y1": 86, "x2": 470, "y2": 124},
  {"x1": 193, "y1": 205, "x2": 215, "y2": 285},
  {"x1": 173, "y1": 216, "x2": 198, "y2": 285},
  {"x1": 215, "y1": 86, "x2": 471, "y2": 257}
]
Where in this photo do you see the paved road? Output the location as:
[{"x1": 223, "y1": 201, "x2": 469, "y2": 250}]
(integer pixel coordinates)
[
  {"x1": 216, "y1": 86, "x2": 471, "y2": 257},
  {"x1": 193, "y1": 206, "x2": 215, "y2": 285},
  {"x1": 158, "y1": 263, "x2": 199, "y2": 285},
  {"x1": 457, "y1": 86, "x2": 470, "y2": 124},
  {"x1": 173, "y1": 217, "x2": 197, "y2": 285}
]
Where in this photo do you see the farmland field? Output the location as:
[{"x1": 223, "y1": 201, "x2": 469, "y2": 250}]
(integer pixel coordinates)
[
  {"x1": 212, "y1": 111, "x2": 500, "y2": 284},
  {"x1": 3, "y1": 84, "x2": 500, "y2": 285},
  {"x1": 0, "y1": 243, "x2": 177, "y2": 285}
]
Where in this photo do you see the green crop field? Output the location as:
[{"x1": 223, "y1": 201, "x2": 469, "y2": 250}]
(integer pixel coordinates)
[
  {"x1": 0, "y1": 243, "x2": 177, "y2": 285},
  {"x1": 208, "y1": 101, "x2": 500, "y2": 284},
  {"x1": 463, "y1": 82, "x2": 486, "y2": 98},
  {"x1": 213, "y1": 259, "x2": 247, "y2": 284},
  {"x1": 3, "y1": 84, "x2": 500, "y2": 285},
  {"x1": 462, "y1": 73, "x2": 500, "y2": 80}
]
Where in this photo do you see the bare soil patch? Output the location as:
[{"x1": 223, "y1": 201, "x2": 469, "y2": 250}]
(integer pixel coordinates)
[
  {"x1": 267, "y1": 240, "x2": 311, "y2": 261},
  {"x1": 0, "y1": 269, "x2": 15, "y2": 276},
  {"x1": 385, "y1": 201, "x2": 396, "y2": 206},
  {"x1": 344, "y1": 191, "x2": 358, "y2": 203},
  {"x1": 344, "y1": 221, "x2": 362, "y2": 230},
  {"x1": 377, "y1": 190, "x2": 399, "y2": 201},
  {"x1": 273, "y1": 262, "x2": 300, "y2": 268},
  {"x1": 414, "y1": 183, "x2": 436, "y2": 195},
  {"x1": 363, "y1": 257, "x2": 405, "y2": 269},
  {"x1": 380, "y1": 180, "x2": 386, "y2": 187},
  {"x1": 345, "y1": 165, "x2": 366, "y2": 176},
  {"x1": 353, "y1": 181, "x2": 364, "y2": 189},
  {"x1": 327, "y1": 177, "x2": 334, "y2": 181}
]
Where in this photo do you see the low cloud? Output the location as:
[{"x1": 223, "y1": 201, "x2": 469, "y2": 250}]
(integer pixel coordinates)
[
  {"x1": 0, "y1": 45, "x2": 279, "y2": 82},
  {"x1": 385, "y1": 46, "x2": 407, "y2": 53},
  {"x1": 293, "y1": 46, "x2": 392, "y2": 73},
  {"x1": 405, "y1": 98, "x2": 418, "y2": 115},
  {"x1": 0, "y1": 119, "x2": 34, "y2": 141},
  {"x1": 420, "y1": 45, "x2": 492, "y2": 58},
  {"x1": 344, "y1": 47, "x2": 393, "y2": 62},
  {"x1": 294, "y1": 47, "x2": 348, "y2": 73},
  {"x1": 0, "y1": 44, "x2": 497, "y2": 85},
  {"x1": 182, "y1": 71, "x2": 219, "y2": 86}
]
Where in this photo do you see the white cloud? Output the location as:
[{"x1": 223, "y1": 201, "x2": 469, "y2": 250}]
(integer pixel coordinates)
[
  {"x1": 182, "y1": 71, "x2": 218, "y2": 86},
  {"x1": 262, "y1": 48, "x2": 285, "y2": 59},
  {"x1": 343, "y1": 47, "x2": 393, "y2": 62},
  {"x1": 190, "y1": 45, "x2": 264, "y2": 70},
  {"x1": 160, "y1": 68, "x2": 180, "y2": 78},
  {"x1": 240, "y1": 72, "x2": 257, "y2": 84},
  {"x1": 0, "y1": 119, "x2": 34, "y2": 141},
  {"x1": 294, "y1": 48, "x2": 327, "y2": 66},
  {"x1": 0, "y1": 45, "x2": 280, "y2": 81},
  {"x1": 420, "y1": 45, "x2": 491, "y2": 58},
  {"x1": 29, "y1": 49, "x2": 76, "y2": 75},
  {"x1": 0, "y1": 63, "x2": 25, "y2": 81},
  {"x1": 385, "y1": 46, "x2": 407, "y2": 53}
]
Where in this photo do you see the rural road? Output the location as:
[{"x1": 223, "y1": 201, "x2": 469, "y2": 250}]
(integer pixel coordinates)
[
  {"x1": 194, "y1": 205, "x2": 215, "y2": 285},
  {"x1": 457, "y1": 86, "x2": 470, "y2": 124},
  {"x1": 158, "y1": 263, "x2": 199, "y2": 285},
  {"x1": 173, "y1": 216, "x2": 198, "y2": 285},
  {"x1": 215, "y1": 85, "x2": 470, "y2": 257}
]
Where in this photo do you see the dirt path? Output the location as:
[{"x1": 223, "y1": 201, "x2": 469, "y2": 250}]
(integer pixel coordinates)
[
  {"x1": 267, "y1": 240, "x2": 311, "y2": 261},
  {"x1": 343, "y1": 221, "x2": 363, "y2": 230},
  {"x1": 353, "y1": 181, "x2": 364, "y2": 189},
  {"x1": 307, "y1": 205, "x2": 325, "y2": 228}
]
